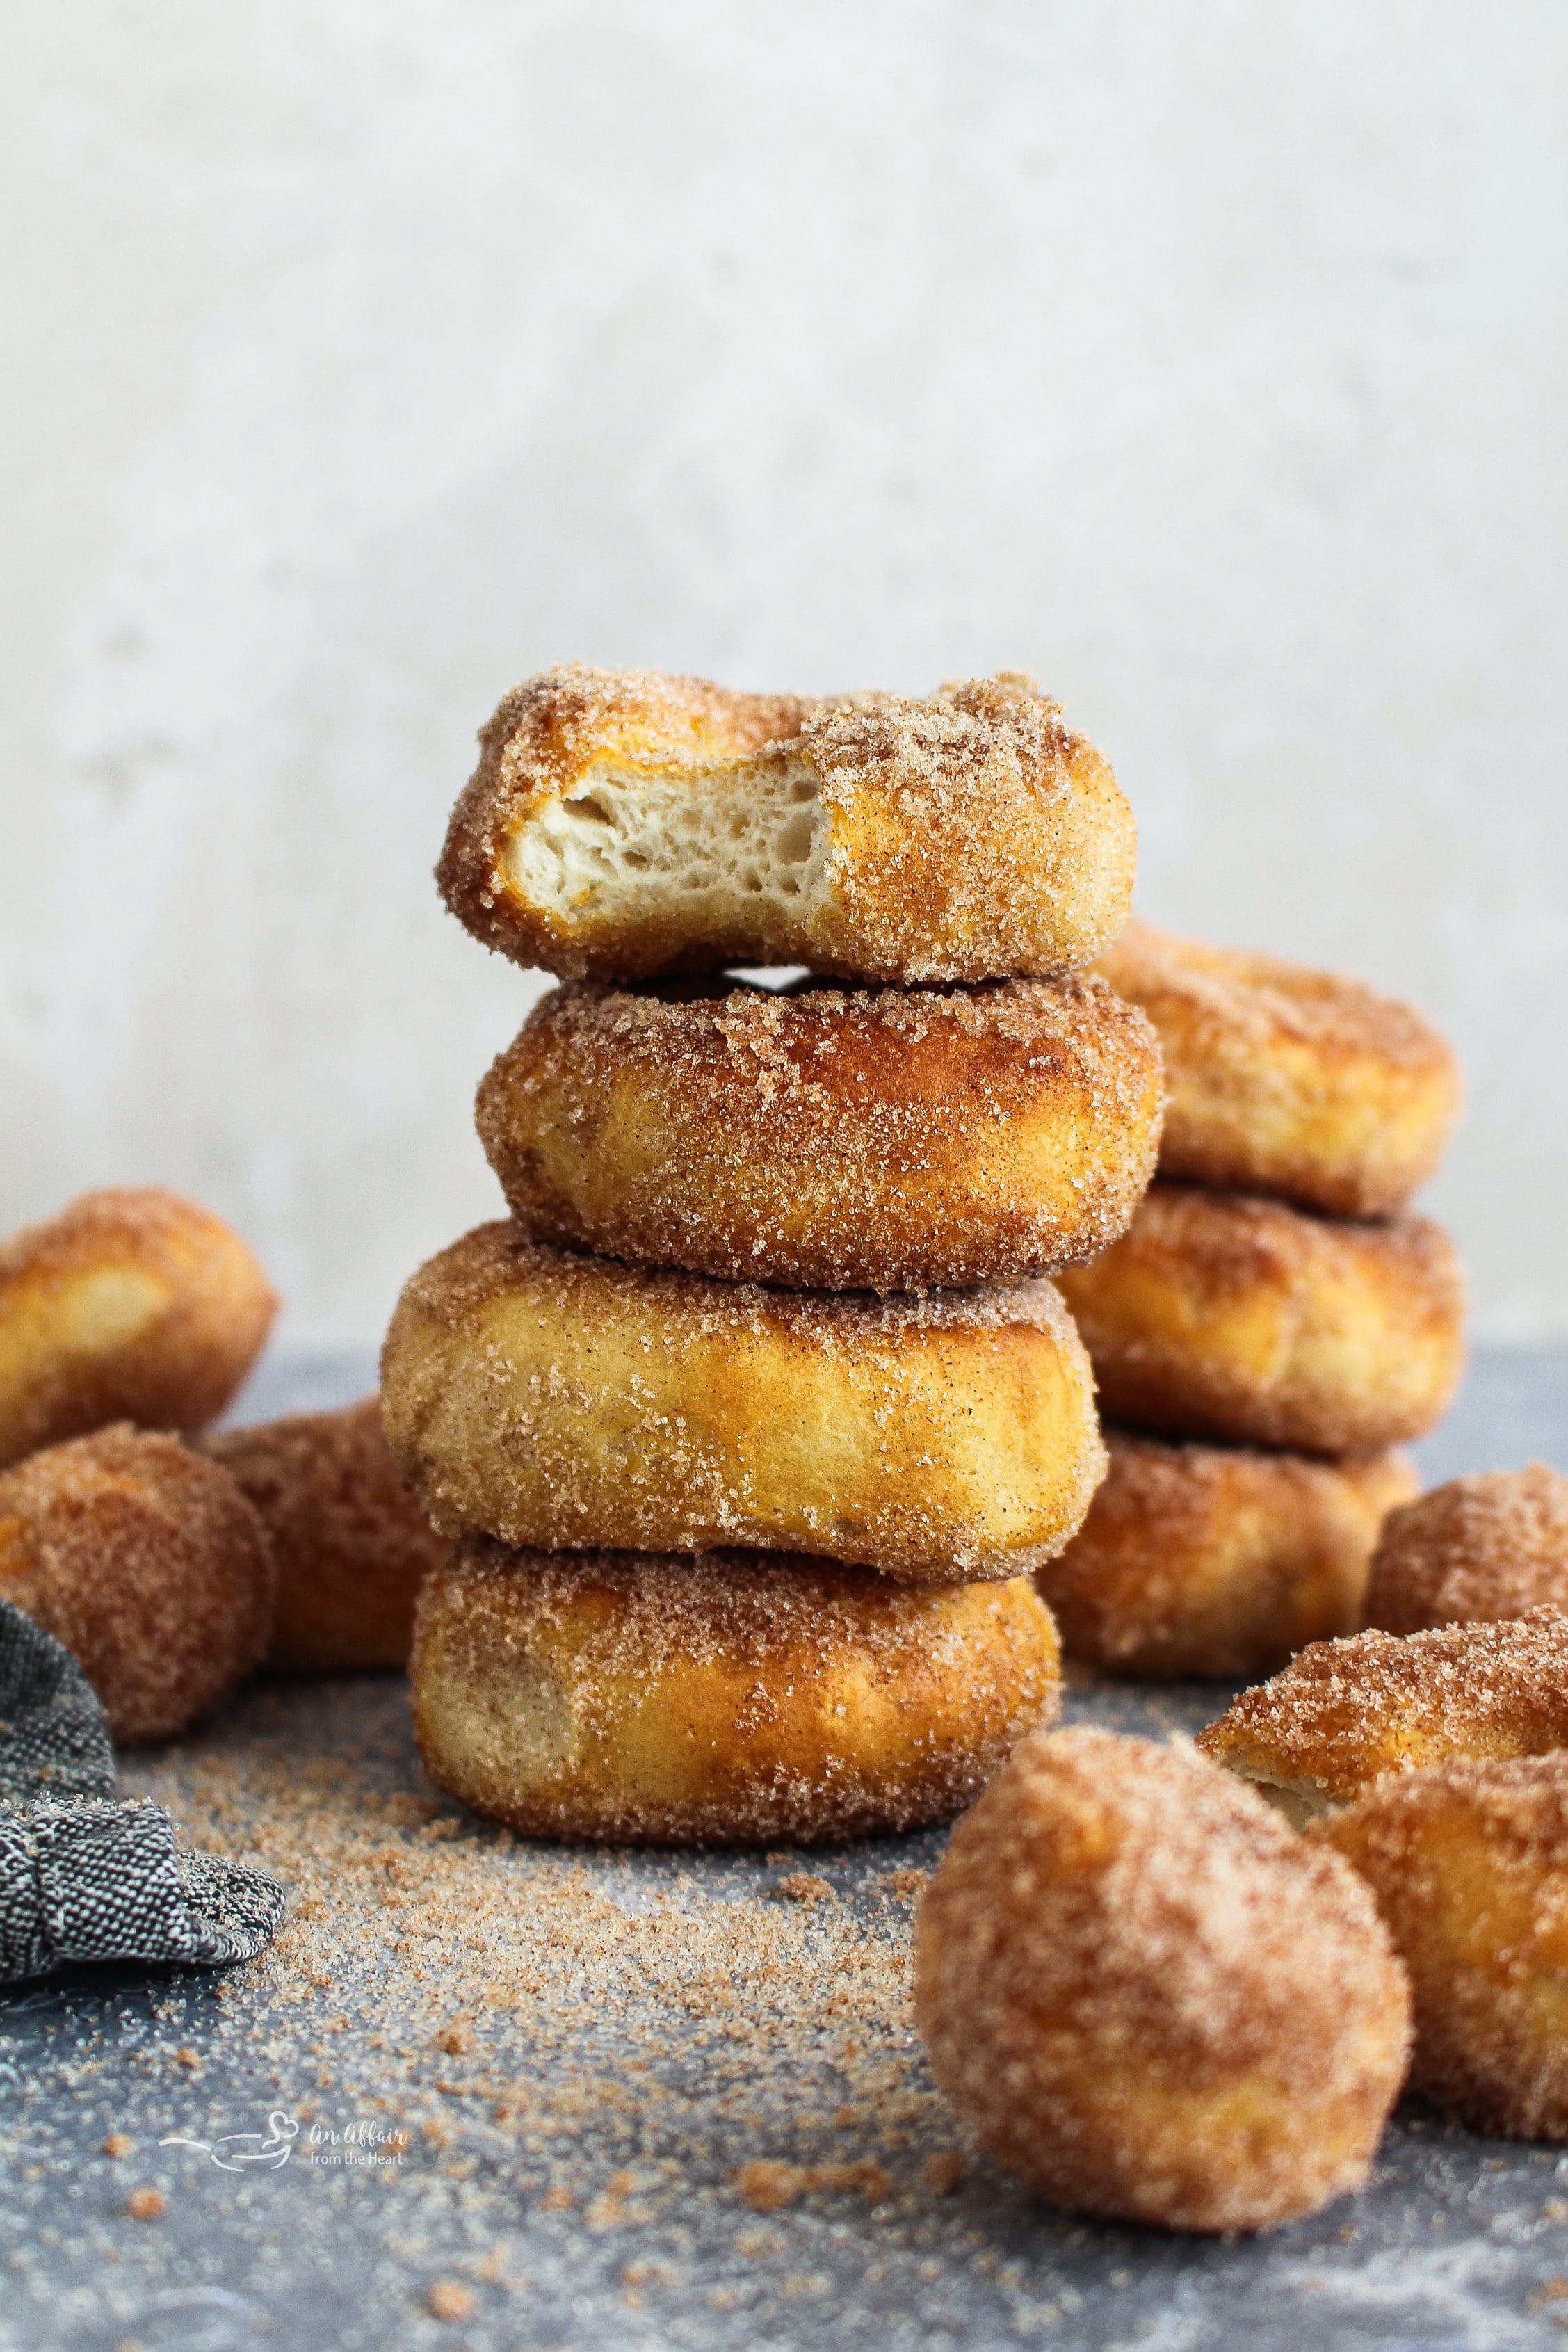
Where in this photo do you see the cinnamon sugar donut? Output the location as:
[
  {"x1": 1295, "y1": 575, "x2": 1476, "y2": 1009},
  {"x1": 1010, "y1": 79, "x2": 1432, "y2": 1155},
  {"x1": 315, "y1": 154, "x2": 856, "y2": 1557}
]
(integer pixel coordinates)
[
  {"x1": 1364, "y1": 1467, "x2": 1568, "y2": 1634},
  {"x1": 0, "y1": 1425, "x2": 274, "y2": 1743},
  {"x1": 438, "y1": 667, "x2": 1136, "y2": 985},
  {"x1": 1198, "y1": 1607, "x2": 1568, "y2": 1825},
  {"x1": 1036, "y1": 1433, "x2": 1416, "y2": 1680},
  {"x1": 476, "y1": 973, "x2": 1164, "y2": 1292},
  {"x1": 0, "y1": 1188, "x2": 277, "y2": 1470},
  {"x1": 205, "y1": 1399, "x2": 449, "y2": 1673},
  {"x1": 1095, "y1": 921, "x2": 1460, "y2": 1218},
  {"x1": 1057, "y1": 1183, "x2": 1464, "y2": 1455},
  {"x1": 412, "y1": 1542, "x2": 1061, "y2": 1845},
  {"x1": 914, "y1": 1726, "x2": 1411, "y2": 2232},
  {"x1": 380, "y1": 1224, "x2": 1106, "y2": 1584},
  {"x1": 1314, "y1": 1755, "x2": 1568, "y2": 2140}
]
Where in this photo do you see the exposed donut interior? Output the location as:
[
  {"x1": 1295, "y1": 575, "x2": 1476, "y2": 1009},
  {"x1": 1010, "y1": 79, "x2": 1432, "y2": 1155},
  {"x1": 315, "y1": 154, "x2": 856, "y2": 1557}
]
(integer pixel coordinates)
[{"x1": 504, "y1": 754, "x2": 830, "y2": 933}]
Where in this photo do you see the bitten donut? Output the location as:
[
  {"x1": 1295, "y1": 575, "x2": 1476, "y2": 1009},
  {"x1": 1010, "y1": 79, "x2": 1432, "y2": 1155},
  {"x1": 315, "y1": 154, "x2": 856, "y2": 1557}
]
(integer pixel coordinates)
[
  {"x1": 381, "y1": 1224, "x2": 1106, "y2": 1584},
  {"x1": 412, "y1": 1542, "x2": 1062, "y2": 1844},
  {"x1": 1315, "y1": 1756, "x2": 1568, "y2": 2141},
  {"x1": 0, "y1": 1425, "x2": 274, "y2": 1743},
  {"x1": 1036, "y1": 1433, "x2": 1416, "y2": 1680},
  {"x1": 0, "y1": 1187, "x2": 277, "y2": 1470},
  {"x1": 438, "y1": 667, "x2": 1136, "y2": 985},
  {"x1": 205, "y1": 1399, "x2": 449, "y2": 1673},
  {"x1": 914, "y1": 1726, "x2": 1411, "y2": 2233},
  {"x1": 1057, "y1": 1182, "x2": 1464, "y2": 1455},
  {"x1": 1198, "y1": 1607, "x2": 1568, "y2": 1825},
  {"x1": 476, "y1": 974, "x2": 1164, "y2": 1292},
  {"x1": 1364, "y1": 1467, "x2": 1568, "y2": 1634},
  {"x1": 1095, "y1": 921, "x2": 1460, "y2": 1218}
]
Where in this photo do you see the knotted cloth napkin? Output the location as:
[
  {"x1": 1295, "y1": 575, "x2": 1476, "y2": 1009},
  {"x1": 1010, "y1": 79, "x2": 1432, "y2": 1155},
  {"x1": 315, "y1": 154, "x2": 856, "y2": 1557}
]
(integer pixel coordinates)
[{"x1": 0, "y1": 1599, "x2": 284, "y2": 1983}]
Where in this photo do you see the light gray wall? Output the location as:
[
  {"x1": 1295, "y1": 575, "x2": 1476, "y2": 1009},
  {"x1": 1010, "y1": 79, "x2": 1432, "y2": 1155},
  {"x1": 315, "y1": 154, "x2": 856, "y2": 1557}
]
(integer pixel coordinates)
[{"x1": 3, "y1": 3, "x2": 1565, "y2": 1344}]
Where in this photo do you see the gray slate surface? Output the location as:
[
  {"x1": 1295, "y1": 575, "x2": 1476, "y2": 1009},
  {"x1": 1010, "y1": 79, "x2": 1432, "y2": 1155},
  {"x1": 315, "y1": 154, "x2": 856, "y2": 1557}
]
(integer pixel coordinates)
[{"x1": 3, "y1": 1347, "x2": 1568, "y2": 2352}]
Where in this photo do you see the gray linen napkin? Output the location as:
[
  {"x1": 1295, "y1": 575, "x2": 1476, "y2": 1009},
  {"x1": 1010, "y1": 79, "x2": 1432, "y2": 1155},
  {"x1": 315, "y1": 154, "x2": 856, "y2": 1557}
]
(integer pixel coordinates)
[{"x1": 0, "y1": 1599, "x2": 284, "y2": 1983}]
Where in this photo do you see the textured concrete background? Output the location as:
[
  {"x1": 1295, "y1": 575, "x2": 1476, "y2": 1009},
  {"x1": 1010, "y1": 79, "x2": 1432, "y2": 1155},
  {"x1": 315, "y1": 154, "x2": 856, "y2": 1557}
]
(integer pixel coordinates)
[{"x1": 2, "y1": 3, "x2": 1565, "y2": 1346}]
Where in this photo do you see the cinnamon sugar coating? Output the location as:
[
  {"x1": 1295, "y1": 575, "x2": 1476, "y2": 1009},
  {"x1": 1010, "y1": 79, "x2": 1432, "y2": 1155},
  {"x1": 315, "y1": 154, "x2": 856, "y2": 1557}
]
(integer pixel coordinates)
[
  {"x1": 205, "y1": 1399, "x2": 449, "y2": 1673},
  {"x1": 1314, "y1": 1755, "x2": 1568, "y2": 2140},
  {"x1": 914, "y1": 1727, "x2": 1410, "y2": 2233},
  {"x1": 1037, "y1": 1432, "x2": 1416, "y2": 1680},
  {"x1": 477, "y1": 973, "x2": 1164, "y2": 1292},
  {"x1": 381, "y1": 1225, "x2": 1105, "y2": 1582},
  {"x1": 0, "y1": 1187, "x2": 277, "y2": 1469},
  {"x1": 438, "y1": 666, "x2": 1136, "y2": 985},
  {"x1": 1096, "y1": 921, "x2": 1460, "y2": 1218},
  {"x1": 412, "y1": 1541, "x2": 1062, "y2": 1845},
  {"x1": 0, "y1": 1425, "x2": 274, "y2": 1743},
  {"x1": 1058, "y1": 1182, "x2": 1464, "y2": 1455},
  {"x1": 1364, "y1": 1466, "x2": 1568, "y2": 1634},
  {"x1": 1198, "y1": 1607, "x2": 1568, "y2": 1823}
]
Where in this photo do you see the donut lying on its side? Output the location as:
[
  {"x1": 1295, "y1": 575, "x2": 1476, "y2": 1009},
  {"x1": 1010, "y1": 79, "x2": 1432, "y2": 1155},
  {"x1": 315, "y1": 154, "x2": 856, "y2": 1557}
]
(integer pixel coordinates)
[
  {"x1": 0, "y1": 1188, "x2": 277, "y2": 1471},
  {"x1": 380, "y1": 1225, "x2": 1106, "y2": 1584},
  {"x1": 477, "y1": 973, "x2": 1164, "y2": 1292},
  {"x1": 1035, "y1": 1432, "x2": 1416, "y2": 1680},
  {"x1": 1057, "y1": 1182, "x2": 1464, "y2": 1456},
  {"x1": 0, "y1": 1425, "x2": 274, "y2": 1743},
  {"x1": 205, "y1": 1399, "x2": 449, "y2": 1673},
  {"x1": 439, "y1": 666, "x2": 1136, "y2": 985},
  {"x1": 412, "y1": 1542, "x2": 1062, "y2": 1845},
  {"x1": 1198, "y1": 1607, "x2": 1568, "y2": 1824},
  {"x1": 1314, "y1": 1755, "x2": 1568, "y2": 2142},
  {"x1": 915, "y1": 1726, "x2": 1411, "y2": 2232},
  {"x1": 1095, "y1": 921, "x2": 1460, "y2": 1219}
]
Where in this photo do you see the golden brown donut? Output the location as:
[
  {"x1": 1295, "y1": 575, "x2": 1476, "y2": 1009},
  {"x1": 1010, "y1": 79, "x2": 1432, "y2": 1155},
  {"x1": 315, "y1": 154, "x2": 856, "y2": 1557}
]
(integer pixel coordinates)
[
  {"x1": 1036, "y1": 1431, "x2": 1416, "y2": 1680},
  {"x1": 0, "y1": 1187, "x2": 277, "y2": 1471},
  {"x1": 438, "y1": 667, "x2": 1136, "y2": 985},
  {"x1": 204, "y1": 1399, "x2": 449, "y2": 1673},
  {"x1": 1197, "y1": 1607, "x2": 1568, "y2": 1826},
  {"x1": 1095, "y1": 920, "x2": 1460, "y2": 1218},
  {"x1": 1314, "y1": 1755, "x2": 1568, "y2": 2140},
  {"x1": 412, "y1": 1541, "x2": 1061, "y2": 1845},
  {"x1": 380, "y1": 1223, "x2": 1106, "y2": 1584},
  {"x1": 914, "y1": 1725, "x2": 1411, "y2": 2232},
  {"x1": 1057, "y1": 1182, "x2": 1465, "y2": 1455},
  {"x1": 476, "y1": 973, "x2": 1164, "y2": 1293},
  {"x1": 1364, "y1": 1466, "x2": 1568, "y2": 1634},
  {"x1": 0, "y1": 1425, "x2": 274, "y2": 1743}
]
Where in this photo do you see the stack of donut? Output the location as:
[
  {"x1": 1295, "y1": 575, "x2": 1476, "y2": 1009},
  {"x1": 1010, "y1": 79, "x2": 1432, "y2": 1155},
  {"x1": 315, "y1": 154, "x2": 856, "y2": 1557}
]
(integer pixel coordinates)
[
  {"x1": 381, "y1": 664, "x2": 1167, "y2": 1844},
  {"x1": 1040, "y1": 921, "x2": 1465, "y2": 1678}
]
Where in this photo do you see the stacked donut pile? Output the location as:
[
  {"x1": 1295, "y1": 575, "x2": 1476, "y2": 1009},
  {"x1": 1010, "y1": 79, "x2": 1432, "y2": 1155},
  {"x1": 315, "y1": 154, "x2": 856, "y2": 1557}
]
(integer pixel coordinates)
[
  {"x1": 1038, "y1": 921, "x2": 1465, "y2": 1679},
  {"x1": 380, "y1": 665, "x2": 1167, "y2": 1845}
]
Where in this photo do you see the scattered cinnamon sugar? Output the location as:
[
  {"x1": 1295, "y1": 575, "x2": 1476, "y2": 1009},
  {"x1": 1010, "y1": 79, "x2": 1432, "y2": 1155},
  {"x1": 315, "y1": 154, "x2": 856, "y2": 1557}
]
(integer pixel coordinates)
[
  {"x1": 735, "y1": 2158, "x2": 891, "y2": 2211},
  {"x1": 425, "y1": 2280, "x2": 474, "y2": 2321},
  {"x1": 109, "y1": 1677, "x2": 953, "y2": 2248},
  {"x1": 125, "y1": 2189, "x2": 164, "y2": 2221},
  {"x1": 773, "y1": 1874, "x2": 836, "y2": 1906},
  {"x1": 101, "y1": 2136, "x2": 133, "y2": 2159}
]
